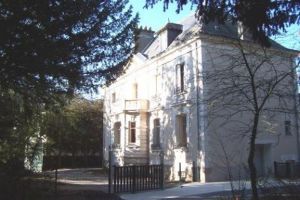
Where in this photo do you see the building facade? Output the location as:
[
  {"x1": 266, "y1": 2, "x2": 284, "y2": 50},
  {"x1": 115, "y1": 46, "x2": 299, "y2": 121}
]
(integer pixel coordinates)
[{"x1": 103, "y1": 15, "x2": 300, "y2": 182}]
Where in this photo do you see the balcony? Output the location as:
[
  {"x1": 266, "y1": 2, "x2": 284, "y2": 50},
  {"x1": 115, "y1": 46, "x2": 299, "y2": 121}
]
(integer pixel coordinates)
[{"x1": 124, "y1": 99, "x2": 149, "y2": 113}]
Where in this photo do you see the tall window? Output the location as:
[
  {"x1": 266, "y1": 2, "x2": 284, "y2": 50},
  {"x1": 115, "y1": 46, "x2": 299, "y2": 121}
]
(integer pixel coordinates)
[
  {"x1": 129, "y1": 121, "x2": 136, "y2": 143},
  {"x1": 285, "y1": 120, "x2": 291, "y2": 135},
  {"x1": 155, "y1": 70, "x2": 161, "y2": 96},
  {"x1": 112, "y1": 92, "x2": 116, "y2": 103},
  {"x1": 152, "y1": 118, "x2": 160, "y2": 148},
  {"x1": 176, "y1": 63, "x2": 184, "y2": 93},
  {"x1": 132, "y1": 83, "x2": 138, "y2": 99},
  {"x1": 176, "y1": 114, "x2": 187, "y2": 147},
  {"x1": 113, "y1": 122, "x2": 121, "y2": 145}
]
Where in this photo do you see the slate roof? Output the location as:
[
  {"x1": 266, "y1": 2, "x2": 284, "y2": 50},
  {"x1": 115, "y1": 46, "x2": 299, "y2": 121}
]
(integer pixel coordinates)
[{"x1": 143, "y1": 15, "x2": 293, "y2": 58}]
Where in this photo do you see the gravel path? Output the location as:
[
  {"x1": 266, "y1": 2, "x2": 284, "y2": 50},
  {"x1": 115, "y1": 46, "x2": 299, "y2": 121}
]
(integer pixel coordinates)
[{"x1": 38, "y1": 168, "x2": 120, "y2": 200}]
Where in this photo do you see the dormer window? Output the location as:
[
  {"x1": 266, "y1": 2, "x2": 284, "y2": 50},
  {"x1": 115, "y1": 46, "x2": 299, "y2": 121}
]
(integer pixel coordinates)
[{"x1": 156, "y1": 23, "x2": 183, "y2": 52}]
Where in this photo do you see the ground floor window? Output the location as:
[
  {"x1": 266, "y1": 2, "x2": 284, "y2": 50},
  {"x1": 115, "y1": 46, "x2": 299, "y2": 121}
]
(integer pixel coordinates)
[
  {"x1": 113, "y1": 122, "x2": 121, "y2": 145},
  {"x1": 129, "y1": 121, "x2": 136, "y2": 143},
  {"x1": 285, "y1": 120, "x2": 291, "y2": 135},
  {"x1": 176, "y1": 114, "x2": 187, "y2": 147},
  {"x1": 152, "y1": 118, "x2": 160, "y2": 148}
]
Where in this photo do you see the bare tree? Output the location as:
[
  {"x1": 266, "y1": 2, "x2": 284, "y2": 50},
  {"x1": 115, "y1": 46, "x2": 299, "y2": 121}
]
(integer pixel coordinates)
[{"x1": 201, "y1": 33, "x2": 299, "y2": 200}]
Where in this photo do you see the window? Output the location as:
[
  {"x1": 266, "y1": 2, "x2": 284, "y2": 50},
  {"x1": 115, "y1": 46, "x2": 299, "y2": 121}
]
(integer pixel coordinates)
[
  {"x1": 129, "y1": 121, "x2": 136, "y2": 143},
  {"x1": 176, "y1": 63, "x2": 184, "y2": 93},
  {"x1": 112, "y1": 92, "x2": 116, "y2": 103},
  {"x1": 132, "y1": 83, "x2": 138, "y2": 99},
  {"x1": 155, "y1": 70, "x2": 161, "y2": 95},
  {"x1": 113, "y1": 122, "x2": 121, "y2": 145},
  {"x1": 152, "y1": 118, "x2": 160, "y2": 148},
  {"x1": 176, "y1": 114, "x2": 187, "y2": 147},
  {"x1": 285, "y1": 120, "x2": 291, "y2": 135}
]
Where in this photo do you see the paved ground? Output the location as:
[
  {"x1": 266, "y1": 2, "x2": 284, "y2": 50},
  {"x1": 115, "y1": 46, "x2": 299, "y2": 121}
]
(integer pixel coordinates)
[
  {"x1": 43, "y1": 168, "x2": 109, "y2": 192},
  {"x1": 40, "y1": 169, "x2": 300, "y2": 200},
  {"x1": 41, "y1": 169, "x2": 254, "y2": 200},
  {"x1": 44, "y1": 168, "x2": 252, "y2": 200},
  {"x1": 36, "y1": 168, "x2": 117, "y2": 200},
  {"x1": 121, "y1": 181, "x2": 252, "y2": 200}
]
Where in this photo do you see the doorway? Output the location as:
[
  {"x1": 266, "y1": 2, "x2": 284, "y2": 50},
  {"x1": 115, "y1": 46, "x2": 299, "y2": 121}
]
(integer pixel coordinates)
[{"x1": 254, "y1": 144, "x2": 272, "y2": 177}]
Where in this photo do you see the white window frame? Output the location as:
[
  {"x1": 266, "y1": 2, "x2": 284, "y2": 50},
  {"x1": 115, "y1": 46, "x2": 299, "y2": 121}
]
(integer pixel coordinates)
[{"x1": 128, "y1": 121, "x2": 136, "y2": 143}]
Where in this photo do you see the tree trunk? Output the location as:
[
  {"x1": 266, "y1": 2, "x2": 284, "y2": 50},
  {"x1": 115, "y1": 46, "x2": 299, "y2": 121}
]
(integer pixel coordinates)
[{"x1": 248, "y1": 112, "x2": 260, "y2": 200}]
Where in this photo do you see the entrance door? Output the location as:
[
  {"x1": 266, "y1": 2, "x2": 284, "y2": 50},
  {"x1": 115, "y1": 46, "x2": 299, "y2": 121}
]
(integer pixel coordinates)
[
  {"x1": 254, "y1": 144, "x2": 271, "y2": 177},
  {"x1": 254, "y1": 145, "x2": 264, "y2": 177}
]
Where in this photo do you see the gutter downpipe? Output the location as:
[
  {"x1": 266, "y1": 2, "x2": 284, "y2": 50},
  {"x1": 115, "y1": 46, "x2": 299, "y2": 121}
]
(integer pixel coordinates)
[
  {"x1": 293, "y1": 58, "x2": 300, "y2": 161},
  {"x1": 195, "y1": 40, "x2": 201, "y2": 181}
]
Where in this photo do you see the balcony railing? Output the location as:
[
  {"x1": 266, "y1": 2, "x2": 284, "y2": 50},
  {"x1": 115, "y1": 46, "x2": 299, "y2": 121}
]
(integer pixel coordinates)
[{"x1": 124, "y1": 99, "x2": 149, "y2": 112}]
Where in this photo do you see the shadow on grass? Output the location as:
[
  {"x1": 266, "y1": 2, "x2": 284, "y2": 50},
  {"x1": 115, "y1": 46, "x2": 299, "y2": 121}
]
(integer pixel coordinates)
[{"x1": 0, "y1": 172, "x2": 121, "y2": 200}]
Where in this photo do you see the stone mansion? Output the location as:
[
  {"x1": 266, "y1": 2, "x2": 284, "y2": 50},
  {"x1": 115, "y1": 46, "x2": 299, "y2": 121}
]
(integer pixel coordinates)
[{"x1": 103, "y1": 15, "x2": 299, "y2": 182}]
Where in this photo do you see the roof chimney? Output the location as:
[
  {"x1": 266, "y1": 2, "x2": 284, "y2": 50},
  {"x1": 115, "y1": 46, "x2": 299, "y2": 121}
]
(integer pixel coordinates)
[
  {"x1": 157, "y1": 23, "x2": 183, "y2": 52},
  {"x1": 136, "y1": 26, "x2": 155, "y2": 53}
]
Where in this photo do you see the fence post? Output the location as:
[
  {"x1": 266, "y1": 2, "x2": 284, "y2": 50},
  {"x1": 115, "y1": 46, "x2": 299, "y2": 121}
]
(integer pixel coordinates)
[
  {"x1": 160, "y1": 151, "x2": 164, "y2": 189},
  {"x1": 54, "y1": 165, "x2": 58, "y2": 197},
  {"x1": 286, "y1": 161, "x2": 290, "y2": 178},
  {"x1": 296, "y1": 162, "x2": 300, "y2": 178},
  {"x1": 179, "y1": 162, "x2": 182, "y2": 183},
  {"x1": 192, "y1": 161, "x2": 196, "y2": 182},
  {"x1": 108, "y1": 148, "x2": 112, "y2": 193},
  {"x1": 132, "y1": 165, "x2": 136, "y2": 193},
  {"x1": 274, "y1": 162, "x2": 278, "y2": 178},
  {"x1": 54, "y1": 156, "x2": 59, "y2": 198},
  {"x1": 114, "y1": 166, "x2": 117, "y2": 193}
]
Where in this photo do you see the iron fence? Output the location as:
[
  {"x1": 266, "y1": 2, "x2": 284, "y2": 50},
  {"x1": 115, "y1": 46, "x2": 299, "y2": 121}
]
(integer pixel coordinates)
[
  {"x1": 111, "y1": 164, "x2": 163, "y2": 193},
  {"x1": 274, "y1": 161, "x2": 300, "y2": 179}
]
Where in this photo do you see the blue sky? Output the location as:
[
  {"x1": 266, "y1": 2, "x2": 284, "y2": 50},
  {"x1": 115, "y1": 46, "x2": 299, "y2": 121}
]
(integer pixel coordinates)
[
  {"x1": 129, "y1": 0, "x2": 300, "y2": 51},
  {"x1": 129, "y1": 0, "x2": 195, "y2": 31}
]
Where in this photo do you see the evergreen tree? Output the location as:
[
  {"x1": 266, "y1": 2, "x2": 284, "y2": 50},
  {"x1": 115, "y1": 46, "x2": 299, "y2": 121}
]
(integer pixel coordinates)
[
  {"x1": 0, "y1": 0, "x2": 138, "y2": 104},
  {"x1": 0, "y1": 0, "x2": 137, "y2": 185}
]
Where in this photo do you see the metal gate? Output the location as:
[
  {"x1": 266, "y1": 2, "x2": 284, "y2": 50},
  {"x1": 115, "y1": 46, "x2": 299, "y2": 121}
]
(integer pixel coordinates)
[{"x1": 109, "y1": 164, "x2": 164, "y2": 193}]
